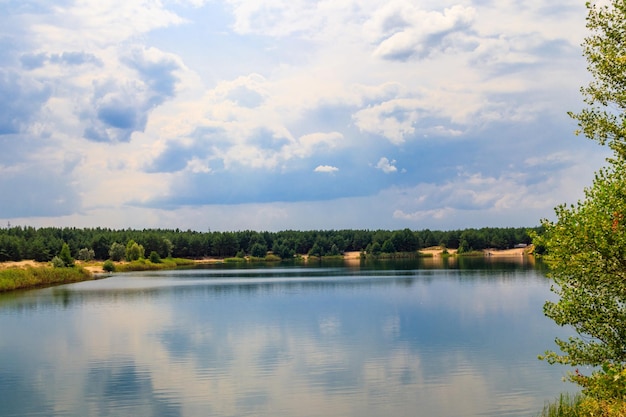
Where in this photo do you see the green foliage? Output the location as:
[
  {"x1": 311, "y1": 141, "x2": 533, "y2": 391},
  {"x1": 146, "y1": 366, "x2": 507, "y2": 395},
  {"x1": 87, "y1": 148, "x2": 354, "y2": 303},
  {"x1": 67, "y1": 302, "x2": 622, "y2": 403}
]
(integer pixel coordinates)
[
  {"x1": 250, "y1": 242, "x2": 267, "y2": 258},
  {"x1": 102, "y1": 260, "x2": 115, "y2": 272},
  {"x1": 578, "y1": 396, "x2": 626, "y2": 416},
  {"x1": 212, "y1": 232, "x2": 239, "y2": 257},
  {"x1": 0, "y1": 266, "x2": 92, "y2": 292},
  {"x1": 112, "y1": 257, "x2": 195, "y2": 272},
  {"x1": 224, "y1": 257, "x2": 246, "y2": 263},
  {"x1": 125, "y1": 240, "x2": 144, "y2": 261},
  {"x1": 370, "y1": 241, "x2": 381, "y2": 256},
  {"x1": 569, "y1": 0, "x2": 626, "y2": 157},
  {"x1": 457, "y1": 238, "x2": 471, "y2": 254},
  {"x1": 571, "y1": 364, "x2": 626, "y2": 401},
  {"x1": 536, "y1": 160, "x2": 626, "y2": 394},
  {"x1": 308, "y1": 242, "x2": 323, "y2": 257},
  {"x1": 535, "y1": 2, "x2": 626, "y2": 405},
  {"x1": 77, "y1": 247, "x2": 95, "y2": 261},
  {"x1": 51, "y1": 256, "x2": 65, "y2": 268},
  {"x1": 58, "y1": 243, "x2": 74, "y2": 267},
  {"x1": 381, "y1": 239, "x2": 396, "y2": 253},
  {"x1": 0, "y1": 226, "x2": 537, "y2": 263},
  {"x1": 536, "y1": 393, "x2": 584, "y2": 417},
  {"x1": 149, "y1": 251, "x2": 162, "y2": 263},
  {"x1": 108, "y1": 242, "x2": 125, "y2": 261}
]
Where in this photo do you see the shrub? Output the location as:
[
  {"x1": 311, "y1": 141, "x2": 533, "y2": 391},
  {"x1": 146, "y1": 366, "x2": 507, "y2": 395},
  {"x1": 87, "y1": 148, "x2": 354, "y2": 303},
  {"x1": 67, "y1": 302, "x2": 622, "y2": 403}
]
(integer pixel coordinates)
[
  {"x1": 149, "y1": 251, "x2": 162, "y2": 263},
  {"x1": 102, "y1": 260, "x2": 115, "y2": 272},
  {"x1": 51, "y1": 256, "x2": 65, "y2": 268},
  {"x1": 77, "y1": 248, "x2": 95, "y2": 261},
  {"x1": 571, "y1": 364, "x2": 626, "y2": 402}
]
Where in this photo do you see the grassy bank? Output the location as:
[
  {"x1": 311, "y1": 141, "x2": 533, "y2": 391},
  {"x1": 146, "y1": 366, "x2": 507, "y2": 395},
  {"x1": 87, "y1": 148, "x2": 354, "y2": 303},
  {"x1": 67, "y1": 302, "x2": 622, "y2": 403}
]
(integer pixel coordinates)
[
  {"x1": 537, "y1": 393, "x2": 626, "y2": 417},
  {"x1": 0, "y1": 257, "x2": 198, "y2": 292},
  {"x1": 0, "y1": 266, "x2": 93, "y2": 293},
  {"x1": 110, "y1": 257, "x2": 196, "y2": 272},
  {"x1": 223, "y1": 254, "x2": 283, "y2": 263}
]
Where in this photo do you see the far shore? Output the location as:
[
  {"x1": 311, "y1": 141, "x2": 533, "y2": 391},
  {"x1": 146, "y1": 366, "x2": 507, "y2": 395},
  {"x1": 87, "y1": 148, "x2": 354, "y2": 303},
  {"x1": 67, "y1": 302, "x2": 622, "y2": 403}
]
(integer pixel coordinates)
[{"x1": 0, "y1": 245, "x2": 534, "y2": 275}]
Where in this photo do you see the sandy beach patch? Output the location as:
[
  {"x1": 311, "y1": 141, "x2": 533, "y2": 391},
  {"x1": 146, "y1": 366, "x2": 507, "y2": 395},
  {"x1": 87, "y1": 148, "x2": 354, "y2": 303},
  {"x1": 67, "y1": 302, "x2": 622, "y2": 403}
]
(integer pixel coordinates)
[{"x1": 0, "y1": 260, "x2": 44, "y2": 270}]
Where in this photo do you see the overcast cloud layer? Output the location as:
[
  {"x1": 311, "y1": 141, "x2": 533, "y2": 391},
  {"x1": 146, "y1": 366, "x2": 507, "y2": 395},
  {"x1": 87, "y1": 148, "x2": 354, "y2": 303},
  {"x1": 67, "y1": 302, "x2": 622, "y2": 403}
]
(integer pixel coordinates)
[{"x1": 0, "y1": 0, "x2": 611, "y2": 231}]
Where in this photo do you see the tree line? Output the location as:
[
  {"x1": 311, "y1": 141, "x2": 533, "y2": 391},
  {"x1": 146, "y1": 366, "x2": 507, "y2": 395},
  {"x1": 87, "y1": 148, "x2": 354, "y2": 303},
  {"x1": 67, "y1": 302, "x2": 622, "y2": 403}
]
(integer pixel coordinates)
[{"x1": 0, "y1": 226, "x2": 538, "y2": 262}]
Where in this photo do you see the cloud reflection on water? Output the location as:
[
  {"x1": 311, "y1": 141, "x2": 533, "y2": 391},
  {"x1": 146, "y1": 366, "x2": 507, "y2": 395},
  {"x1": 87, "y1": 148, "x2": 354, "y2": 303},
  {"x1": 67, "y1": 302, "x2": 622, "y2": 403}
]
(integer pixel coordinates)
[{"x1": 0, "y1": 264, "x2": 573, "y2": 417}]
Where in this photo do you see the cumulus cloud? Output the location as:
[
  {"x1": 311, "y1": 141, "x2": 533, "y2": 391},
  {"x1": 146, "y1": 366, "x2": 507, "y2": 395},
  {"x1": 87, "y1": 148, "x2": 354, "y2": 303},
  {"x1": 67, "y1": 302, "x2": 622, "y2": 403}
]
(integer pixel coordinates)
[
  {"x1": 285, "y1": 132, "x2": 343, "y2": 159},
  {"x1": 375, "y1": 157, "x2": 397, "y2": 174},
  {"x1": 367, "y1": 4, "x2": 476, "y2": 61},
  {"x1": 314, "y1": 165, "x2": 339, "y2": 174},
  {"x1": 81, "y1": 48, "x2": 182, "y2": 143},
  {"x1": 21, "y1": 51, "x2": 102, "y2": 69},
  {"x1": 0, "y1": 0, "x2": 606, "y2": 228},
  {"x1": 0, "y1": 70, "x2": 51, "y2": 135},
  {"x1": 353, "y1": 98, "x2": 422, "y2": 144}
]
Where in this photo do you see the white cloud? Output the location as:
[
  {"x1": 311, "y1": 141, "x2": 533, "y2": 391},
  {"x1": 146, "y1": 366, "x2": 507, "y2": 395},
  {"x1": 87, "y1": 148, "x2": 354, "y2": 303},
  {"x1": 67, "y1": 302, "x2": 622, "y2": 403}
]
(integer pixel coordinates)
[
  {"x1": 314, "y1": 165, "x2": 339, "y2": 173},
  {"x1": 0, "y1": 0, "x2": 609, "y2": 231},
  {"x1": 368, "y1": 4, "x2": 477, "y2": 61},
  {"x1": 375, "y1": 157, "x2": 397, "y2": 174},
  {"x1": 29, "y1": 1, "x2": 185, "y2": 50},
  {"x1": 353, "y1": 98, "x2": 421, "y2": 144},
  {"x1": 285, "y1": 132, "x2": 343, "y2": 159}
]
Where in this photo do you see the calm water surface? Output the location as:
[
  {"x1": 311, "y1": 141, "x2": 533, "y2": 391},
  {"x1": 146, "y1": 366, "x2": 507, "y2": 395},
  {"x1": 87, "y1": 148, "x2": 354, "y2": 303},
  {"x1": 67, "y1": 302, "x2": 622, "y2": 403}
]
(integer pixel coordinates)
[{"x1": 0, "y1": 258, "x2": 576, "y2": 417}]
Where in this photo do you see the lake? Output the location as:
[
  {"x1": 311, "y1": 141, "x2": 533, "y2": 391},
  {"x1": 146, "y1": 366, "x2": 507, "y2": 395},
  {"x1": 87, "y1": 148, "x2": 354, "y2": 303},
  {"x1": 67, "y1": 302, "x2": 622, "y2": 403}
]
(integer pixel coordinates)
[{"x1": 0, "y1": 257, "x2": 576, "y2": 417}]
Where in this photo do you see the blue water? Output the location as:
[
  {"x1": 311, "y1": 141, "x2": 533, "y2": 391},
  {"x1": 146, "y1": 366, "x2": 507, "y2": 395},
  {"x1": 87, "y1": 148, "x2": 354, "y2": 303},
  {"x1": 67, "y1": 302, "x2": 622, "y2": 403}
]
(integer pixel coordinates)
[{"x1": 0, "y1": 260, "x2": 575, "y2": 416}]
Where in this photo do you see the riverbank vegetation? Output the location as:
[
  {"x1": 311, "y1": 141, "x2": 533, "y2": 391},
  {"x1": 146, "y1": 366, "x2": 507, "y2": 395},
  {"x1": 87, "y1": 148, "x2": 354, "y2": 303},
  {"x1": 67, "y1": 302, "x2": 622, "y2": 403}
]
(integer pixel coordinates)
[
  {"x1": 0, "y1": 265, "x2": 92, "y2": 292},
  {"x1": 105, "y1": 257, "x2": 196, "y2": 273},
  {"x1": 0, "y1": 226, "x2": 536, "y2": 293}
]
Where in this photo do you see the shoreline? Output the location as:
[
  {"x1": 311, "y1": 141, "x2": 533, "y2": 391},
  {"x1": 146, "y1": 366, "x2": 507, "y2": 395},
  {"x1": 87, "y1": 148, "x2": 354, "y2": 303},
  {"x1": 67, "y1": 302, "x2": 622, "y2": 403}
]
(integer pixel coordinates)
[
  {"x1": 0, "y1": 246, "x2": 534, "y2": 292},
  {"x1": 0, "y1": 246, "x2": 534, "y2": 273}
]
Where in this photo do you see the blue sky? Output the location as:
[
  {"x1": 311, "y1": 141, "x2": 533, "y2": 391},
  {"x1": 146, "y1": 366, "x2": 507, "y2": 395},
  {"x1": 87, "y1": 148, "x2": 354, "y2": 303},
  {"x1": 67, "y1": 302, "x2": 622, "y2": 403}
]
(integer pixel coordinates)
[{"x1": 0, "y1": 0, "x2": 611, "y2": 231}]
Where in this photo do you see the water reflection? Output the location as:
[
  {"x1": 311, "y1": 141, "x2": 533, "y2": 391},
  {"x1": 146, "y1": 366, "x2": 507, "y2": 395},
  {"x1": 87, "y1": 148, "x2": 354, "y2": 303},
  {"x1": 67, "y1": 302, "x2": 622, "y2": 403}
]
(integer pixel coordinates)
[{"x1": 0, "y1": 260, "x2": 572, "y2": 417}]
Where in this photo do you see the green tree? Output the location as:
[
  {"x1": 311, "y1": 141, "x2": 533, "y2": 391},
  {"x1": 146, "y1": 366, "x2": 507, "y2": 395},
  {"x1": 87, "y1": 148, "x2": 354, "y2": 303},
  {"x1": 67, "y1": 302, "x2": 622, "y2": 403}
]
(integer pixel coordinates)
[
  {"x1": 77, "y1": 248, "x2": 95, "y2": 261},
  {"x1": 109, "y1": 242, "x2": 126, "y2": 261},
  {"x1": 536, "y1": 161, "x2": 626, "y2": 397},
  {"x1": 58, "y1": 242, "x2": 74, "y2": 267},
  {"x1": 28, "y1": 237, "x2": 51, "y2": 262},
  {"x1": 381, "y1": 239, "x2": 396, "y2": 253},
  {"x1": 536, "y1": 1, "x2": 626, "y2": 399},
  {"x1": 149, "y1": 251, "x2": 162, "y2": 263},
  {"x1": 212, "y1": 232, "x2": 239, "y2": 257},
  {"x1": 250, "y1": 242, "x2": 267, "y2": 258},
  {"x1": 569, "y1": 0, "x2": 626, "y2": 157},
  {"x1": 308, "y1": 242, "x2": 323, "y2": 257},
  {"x1": 91, "y1": 234, "x2": 111, "y2": 260},
  {"x1": 125, "y1": 240, "x2": 144, "y2": 261}
]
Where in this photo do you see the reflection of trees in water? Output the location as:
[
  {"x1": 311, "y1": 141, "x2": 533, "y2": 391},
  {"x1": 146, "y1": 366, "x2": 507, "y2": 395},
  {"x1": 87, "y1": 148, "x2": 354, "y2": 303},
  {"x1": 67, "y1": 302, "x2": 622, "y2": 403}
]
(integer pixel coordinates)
[{"x1": 0, "y1": 259, "x2": 546, "y2": 312}]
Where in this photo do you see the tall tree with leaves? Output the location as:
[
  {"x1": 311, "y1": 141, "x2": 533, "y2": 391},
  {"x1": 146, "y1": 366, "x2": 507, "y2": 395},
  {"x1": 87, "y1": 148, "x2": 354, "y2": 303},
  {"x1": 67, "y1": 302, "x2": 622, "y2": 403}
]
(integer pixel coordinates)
[
  {"x1": 536, "y1": 0, "x2": 626, "y2": 401},
  {"x1": 58, "y1": 242, "x2": 74, "y2": 267},
  {"x1": 537, "y1": 161, "x2": 626, "y2": 399},
  {"x1": 570, "y1": 0, "x2": 626, "y2": 157}
]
